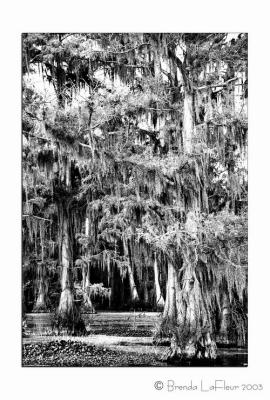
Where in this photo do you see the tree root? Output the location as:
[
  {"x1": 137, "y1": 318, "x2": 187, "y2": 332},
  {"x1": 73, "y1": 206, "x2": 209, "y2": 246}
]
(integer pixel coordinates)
[{"x1": 163, "y1": 332, "x2": 217, "y2": 362}]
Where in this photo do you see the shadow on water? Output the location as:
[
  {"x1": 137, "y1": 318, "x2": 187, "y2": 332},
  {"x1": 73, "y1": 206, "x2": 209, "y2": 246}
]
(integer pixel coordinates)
[{"x1": 166, "y1": 349, "x2": 247, "y2": 367}]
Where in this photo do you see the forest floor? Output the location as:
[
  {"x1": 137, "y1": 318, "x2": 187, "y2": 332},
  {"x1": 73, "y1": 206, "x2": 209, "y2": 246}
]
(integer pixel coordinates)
[{"x1": 22, "y1": 313, "x2": 248, "y2": 367}]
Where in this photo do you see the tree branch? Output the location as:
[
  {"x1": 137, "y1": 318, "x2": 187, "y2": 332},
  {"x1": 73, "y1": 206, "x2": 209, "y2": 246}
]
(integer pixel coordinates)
[
  {"x1": 92, "y1": 42, "x2": 150, "y2": 55},
  {"x1": 196, "y1": 77, "x2": 239, "y2": 91},
  {"x1": 168, "y1": 48, "x2": 190, "y2": 90},
  {"x1": 79, "y1": 142, "x2": 92, "y2": 149},
  {"x1": 23, "y1": 131, "x2": 49, "y2": 142},
  {"x1": 23, "y1": 214, "x2": 52, "y2": 222}
]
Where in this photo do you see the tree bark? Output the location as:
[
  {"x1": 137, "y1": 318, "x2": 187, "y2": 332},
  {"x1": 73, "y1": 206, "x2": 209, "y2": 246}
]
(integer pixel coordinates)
[
  {"x1": 127, "y1": 258, "x2": 140, "y2": 304},
  {"x1": 123, "y1": 238, "x2": 139, "y2": 305},
  {"x1": 81, "y1": 216, "x2": 95, "y2": 313},
  {"x1": 164, "y1": 261, "x2": 217, "y2": 361},
  {"x1": 153, "y1": 253, "x2": 165, "y2": 311},
  {"x1": 109, "y1": 264, "x2": 114, "y2": 309},
  {"x1": 82, "y1": 262, "x2": 95, "y2": 313},
  {"x1": 161, "y1": 43, "x2": 217, "y2": 361},
  {"x1": 33, "y1": 281, "x2": 46, "y2": 312},
  {"x1": 33, "y1": 263, "x2": 47, "y2": 312},
  {"x1": 183, "y1": 90, "x2": 194, "y2": 153},
  {"x1": 143, "y1": 265, "x2": 149, "y2": 306},
  {"x1": 56, "y1": 208, "x2": 77, "y2": 333},
  {"x1": 163, "y1": 261, "x2": 177, "y2": 320},
  {"x1": 219, "y1": 293, "x2": 231, "y2": 344}
]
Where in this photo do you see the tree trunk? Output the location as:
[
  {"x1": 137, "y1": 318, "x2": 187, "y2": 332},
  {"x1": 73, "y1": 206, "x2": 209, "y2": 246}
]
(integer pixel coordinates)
[
  {"x1": 85, "y1": 216, "x2": 89, "y2": 237},
  {"x1": 161, "y1": 49, "x2": 217, "y2": 360},
  {"x1": 127, "y1": 259, "x2": 140, "y2": 304},
  {"x1": 82, "y1": 263, "x2": 95, "y2": 313},
  {"x1": 143, "y1": 266, "x2": 149, "y2": 306},
  {"x1": 109, "y1": 264, "x2": 114, "y2": 309},
  {"x1": 153, "y1": 253, "x2": 165, "y2": 311},
  {"x1": 164, "y1": 261, "x2": 217, "y2": 361},
  {"x1": 156, "y1": 262, "x2": 179, "y2": 348},
  {"x1": 219, "y1": 293, "x2": 231, "y2": 344},
  {"x1": 123, "y1": 238, "x2": 140, "y2": 305},
  {"x1": 175, "y1": 261, "x2": 216, "y2": 359},
  {"x1": 56, "y1": 209, "x2": 78, "y2": 333},
  {"x1": 183, "y1": 90, "x2": 194, "y2": 153},
  {"x1": 81, "y1": 216, "x2": 95, "y2": 313},
  {"x1": 33, "y1": 281, "x2": 46, "y2": 312},
  {"x1": 33, "y1": 263, "x2": 47, "y2": 312},
  {"x1": 163, "y1": 261, "x2": 177, "y2": 321},
  {"x1": 166, "y1": 216, "x2": 217, "y2": 360}
]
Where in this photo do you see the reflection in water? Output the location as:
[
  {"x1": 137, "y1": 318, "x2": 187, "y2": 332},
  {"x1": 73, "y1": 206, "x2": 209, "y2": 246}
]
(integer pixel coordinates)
[{"x1": 166, "y1": 349, "x2": 247, "y2": 367}]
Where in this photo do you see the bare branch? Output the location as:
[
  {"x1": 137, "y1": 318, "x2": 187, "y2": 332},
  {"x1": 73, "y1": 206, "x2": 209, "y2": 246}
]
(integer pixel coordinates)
[
  {"x1": 23, "y1": 214, "x2": 52, "y2": 222},
  {"x1": 197, "y1": 77, "x2": 239, "y2": 91},
  {"x1": 92, "y1": 42, "x2": 150, "y2": 56},
  {"x1": 79, "y1": 142, "x2": 92, "y2": 149}
]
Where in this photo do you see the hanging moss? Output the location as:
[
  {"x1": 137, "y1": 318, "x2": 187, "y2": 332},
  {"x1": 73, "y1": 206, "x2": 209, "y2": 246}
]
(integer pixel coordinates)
[{"x1": 23, "y1": 33, "x2": 247, "y2": 345}]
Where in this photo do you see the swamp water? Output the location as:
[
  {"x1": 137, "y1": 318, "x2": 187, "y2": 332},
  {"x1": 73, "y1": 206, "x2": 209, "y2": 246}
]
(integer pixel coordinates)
[{"x1": 23, "y1": 313, "x2": 247, "y2": 367}]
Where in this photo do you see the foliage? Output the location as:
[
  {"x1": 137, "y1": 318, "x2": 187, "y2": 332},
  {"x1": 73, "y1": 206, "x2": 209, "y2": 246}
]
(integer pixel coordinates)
[{"x1": 22, "y1": 33, "x2": 248, "y2": 345}]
